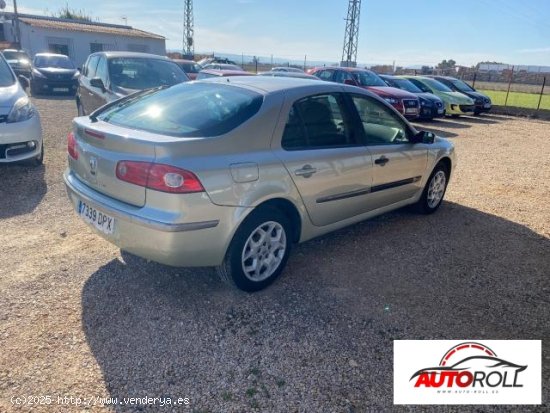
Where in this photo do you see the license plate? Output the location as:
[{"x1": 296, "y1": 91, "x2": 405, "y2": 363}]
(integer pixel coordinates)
[
  {"x1": 53, "y1": 87, "x2": 69, "y2": 92},
  {"x1": 78, "y1": 200, "x2": 115, "y2": 235},
  {"x1": 405, "y1": 108, "x2": 418, "y2": 114},
  {"x1": 484, "y1": 103, "x2": 491, "y2": 108}
]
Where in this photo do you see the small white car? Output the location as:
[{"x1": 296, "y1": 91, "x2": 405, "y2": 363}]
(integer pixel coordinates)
[{"x1": 0, "y1": 53, "x2": 43, "y2": 165}]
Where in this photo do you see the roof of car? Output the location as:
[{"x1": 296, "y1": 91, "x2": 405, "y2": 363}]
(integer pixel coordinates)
[
  {"x1": 34, "y1": 53, "x2": 70, "y2": 58},
  {"x1": 172, "y1": 59, "x2": 197, "y2": 64},
  {"x1": 89, "y1": 51, "x2": 171, "y2": 60},
  {"x1": 200, "y1": 75, "x2": 335, "y2": 94},
  {"x1": 200, "y1": 69, "x2": 252, "y2": 77}
]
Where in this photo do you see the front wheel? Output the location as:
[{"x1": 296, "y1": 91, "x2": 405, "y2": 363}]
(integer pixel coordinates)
[
  {"x1": 217, "y1": 207, "x2": 292, "y2": 292},
  {"x1": 413, "y1": 163, "x2": 449, "y2": 214}
]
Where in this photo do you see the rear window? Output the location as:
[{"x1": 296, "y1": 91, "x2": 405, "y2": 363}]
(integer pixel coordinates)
[{"x1": 98, "y1": 83, "x2": 263, "y2": 137}]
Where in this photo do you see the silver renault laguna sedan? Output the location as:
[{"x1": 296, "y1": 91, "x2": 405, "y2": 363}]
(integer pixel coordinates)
[{"x1": 64, "y1": 77, "x2": 455, "y2": 291}]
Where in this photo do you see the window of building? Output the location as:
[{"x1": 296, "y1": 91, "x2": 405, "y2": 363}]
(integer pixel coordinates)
[
  {"x1": 46, "y1": 37, "x2": 73, "y2": 58},
  {"x1": 90, "y1": 43, "x2": 116, "y2": 53}
]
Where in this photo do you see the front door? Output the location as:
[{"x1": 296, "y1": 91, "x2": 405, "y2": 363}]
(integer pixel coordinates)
[
  {"x1": 275, "y1": 92, "x2": 373, "y2": 227},
  {"x1": 349, "y1": 94, "x2": 427, "y2": 210}
]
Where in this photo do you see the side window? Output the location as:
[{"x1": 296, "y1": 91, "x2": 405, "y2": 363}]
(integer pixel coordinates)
[
  {"x1": 316, "y1": 70, "x2": 334, "y2": 81},
  {"x1": 351, "y1": 95, "x2": 410, "y2": 145},
  {"x1": 86, "y1": 55, "x2": 100, "y2": 79},
  {"x1": 282, "y1": 93, "x2": 357, "y2": 150},
  {"x1": 334, "y1": 70, "x2": 354, "y2": 84},
  {"x1": 96, "y1": 57, "x2": 108, "y2": 85}
]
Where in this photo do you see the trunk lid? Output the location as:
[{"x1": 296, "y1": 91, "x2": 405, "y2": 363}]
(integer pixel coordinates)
[{"x1": 70, "y1": 117, "x2": 158, "y2": 207}]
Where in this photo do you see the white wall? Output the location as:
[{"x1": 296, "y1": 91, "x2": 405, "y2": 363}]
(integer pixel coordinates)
[{"x1": 16, "y1": 22, "x2": 166, "y2": 67}]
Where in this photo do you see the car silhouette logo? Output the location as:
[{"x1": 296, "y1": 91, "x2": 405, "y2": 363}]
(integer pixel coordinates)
[{"x1": 89, "y1": 157, "x2": 97, "y2": 175}]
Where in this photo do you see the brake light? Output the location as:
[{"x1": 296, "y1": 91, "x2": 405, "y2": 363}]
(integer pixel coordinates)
[
  {"x1": 67, "y1": 132, "x2": 78, "y2": 160},
  {"x1": 116, "y1": 161, "x2": 204, "y2": 194}
]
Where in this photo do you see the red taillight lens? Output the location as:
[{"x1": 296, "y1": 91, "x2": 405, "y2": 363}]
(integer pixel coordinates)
[
  {"x1": 67, "y1": 132, "x2": 78, "y2": 160},
  {"x1": 116, "y1": 161, "x2": 205, "y2": 194}
]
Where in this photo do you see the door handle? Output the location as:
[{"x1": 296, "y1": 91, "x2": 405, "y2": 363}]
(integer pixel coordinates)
[
  {"x1": 294, "y1": 165, "x2": 317, "y2": 178},
  {"x1": 375, "y1": 156, "x2": 389, "y2": 166}
]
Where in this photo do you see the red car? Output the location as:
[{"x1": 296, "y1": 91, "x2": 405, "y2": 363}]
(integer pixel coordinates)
[{"x1": 311, "y1": 67, "x2": 420, "y2": 119}]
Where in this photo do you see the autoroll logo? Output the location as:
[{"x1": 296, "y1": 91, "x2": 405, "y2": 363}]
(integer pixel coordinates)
[{"x1": 394, "y1": 340, "x2": 541, "y2": 405}]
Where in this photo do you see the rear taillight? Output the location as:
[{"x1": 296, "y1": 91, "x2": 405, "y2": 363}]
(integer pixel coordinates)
[
  {"x1": 67, "y1": 132, "x2": 78, "y2": 160},
  {"x1": 116, "y1": 161, "x2": 204, "y2": 194}
]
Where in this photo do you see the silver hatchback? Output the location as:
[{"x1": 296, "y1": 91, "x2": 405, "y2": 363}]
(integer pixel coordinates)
[{"x1": 64, "y1": 77, "x2": 455, "y2": 291}]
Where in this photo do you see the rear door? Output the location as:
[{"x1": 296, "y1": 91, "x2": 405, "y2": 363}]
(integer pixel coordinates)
[
  {"x1": 79, "y1": 54, "x2": 99, "y2": 114},
  {"x1": 349, "y1": 94, "x2": 427, "y2": 209},
  {"x1": 275, "y1": 92, "x2": 373, "y2": 227}
]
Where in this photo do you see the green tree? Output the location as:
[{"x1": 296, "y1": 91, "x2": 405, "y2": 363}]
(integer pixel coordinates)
[
  {"x1": 437, "y1": 59, "x2": 456, "y2": 69},
  {"x1": 53, "y1": 6, "x2": 92, "y2": 22}
]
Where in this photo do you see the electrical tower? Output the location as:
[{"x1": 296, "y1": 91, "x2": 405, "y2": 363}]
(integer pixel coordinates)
[
  {"x1": 341, "y1": 0, "x2": 361, "y2": 67},
  {"x1": 183, "y1": 0, "x2": 194, "y2": 58}
]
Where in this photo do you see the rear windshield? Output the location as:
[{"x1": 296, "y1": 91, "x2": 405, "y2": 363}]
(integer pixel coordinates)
[
  {"x1": 34, "y1": 55, "x2": 74, "y2": 69},
  {"x1": 0, "y1": 57, "x2": 16, "y2": 86},
  {"x1": 108, "y1": 58, "x2": 189, "y2": 89},
  {"x1": 98, "y1": 82, "x2": 263, "y2": 137}
]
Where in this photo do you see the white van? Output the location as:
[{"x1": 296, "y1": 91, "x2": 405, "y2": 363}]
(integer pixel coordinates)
[{"x1": 0, "y1": 53, "x2": 43, "y2": 165}]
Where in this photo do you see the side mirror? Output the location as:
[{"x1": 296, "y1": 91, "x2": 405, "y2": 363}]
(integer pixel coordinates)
[
  {"x1": 90, "y1": 77, "x2": 106, "y2": 91},
  {"x1": 344, "y1": 79, "x2": 358, "y2": 86},
  {"x1": 412, "y1": 130, "x2": 436, "y2": 144}
]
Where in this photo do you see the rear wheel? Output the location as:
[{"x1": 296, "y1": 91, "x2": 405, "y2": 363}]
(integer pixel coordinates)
[
  {"x1": 217, "y1": 207, "x2": 292, "y2": 292},
  {"x1": 413, "y1": 163, "x2": 449, "y2": 214}
]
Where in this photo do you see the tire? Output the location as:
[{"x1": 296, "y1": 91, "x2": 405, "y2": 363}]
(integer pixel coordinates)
[
  {"x1": 217, "y1": 207, "x2": 292, "y2": 292},
  {"x1": 77, "y1": 100, "x2": 85, "y2": 116},
  {"x1": 413, "y1": 163, "x2": 449, "y2": 214}
]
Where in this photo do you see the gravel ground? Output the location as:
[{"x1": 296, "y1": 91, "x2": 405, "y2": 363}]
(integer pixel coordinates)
[{"x1": 0, "y1": 97, "x2": 548, "y2": 413}]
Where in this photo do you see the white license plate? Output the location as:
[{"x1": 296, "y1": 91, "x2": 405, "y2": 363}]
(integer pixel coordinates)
[
  {"x1": 483, "y1": 103, "x2": 491, "y2": 108},
  {"x1": 405, "y1": 108, "x2": 418, "y2": 114},
  {"x1": 53, "y1": 87, "x2": 69, "y2": 92},
  {"x1": 78, "y1": 200, "x2": 115, "y2": 235}
]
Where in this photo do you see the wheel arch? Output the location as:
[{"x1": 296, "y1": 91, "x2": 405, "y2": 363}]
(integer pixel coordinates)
[{"x1": 251, "y1": 197, "x2": 302, "y2": 243}]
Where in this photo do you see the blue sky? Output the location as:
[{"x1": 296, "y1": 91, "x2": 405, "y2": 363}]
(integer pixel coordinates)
[{"x1": 5, "y1": 0, "x2": 550, "y2": 66}]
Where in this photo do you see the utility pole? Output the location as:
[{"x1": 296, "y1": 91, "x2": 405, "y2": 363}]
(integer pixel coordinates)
[
  {"x1": 13, "y1": 0, "x2": 21, "y2": 46},
  {"x1": 182, "y1": 0, "x2": 194, "y2": 58},
  {"x1": 341, "y1": 0, "x2": 362, "y2": 67}
]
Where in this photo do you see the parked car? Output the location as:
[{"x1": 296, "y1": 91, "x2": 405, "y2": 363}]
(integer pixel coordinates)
[
  {"x1": 270, "y1": 67, "x2": 304, "y2": 73},
  {"x1": 197, "y1": 57, "x2": 238, "y2": 67},
  {"x1": 2, "y1": 49, "x2": 32, "y2": 80},
  {"x1": 402, "y1": 76, "x2": 475, "y2": 117},
  {"x1": 429, "y1": 76, "x2": 491, "y2": 115},
  {"x1": 30, "y1": 53, "x2": 79, "y2": 96},
  {"x1": 64, "y1": 77, "x2": 455, "y2": 292},
  {"x1": 259, "y1": 71, "x2": 318, "y2": 80},
  {"x1": 172, "y1": 59, "x2": 202, "y2": 80},
  {"x1": 0, "y1": 53, "x2": 43, "y2": 165},
  {"x1": 311, "y1": 67, "x2": 421, "y2": 119},
  {"x1": 202, "y1": 63, "x2": 244, "y2": 71},
  {"x1": 76, "y1": 52, "x2": 189, "y2": 116},
  {"x1": 380, "y1": 74, "x2": 445, "y2": 120},
  {"x1": 196, "y1": 69, "x2": 252, "y2": 79}
]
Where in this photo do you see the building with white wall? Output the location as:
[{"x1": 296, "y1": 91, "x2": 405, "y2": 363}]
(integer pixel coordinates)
[{"x1": 0, "y1": 13, "x2": 166, "y2": 66}]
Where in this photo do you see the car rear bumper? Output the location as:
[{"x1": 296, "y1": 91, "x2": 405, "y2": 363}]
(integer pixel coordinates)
[
  {"x1": 64, "y1": 169, "x2": 246, "y2": 267},
  {"x1": 0, "y1": 114, "x2": 43, "y2": 162}
]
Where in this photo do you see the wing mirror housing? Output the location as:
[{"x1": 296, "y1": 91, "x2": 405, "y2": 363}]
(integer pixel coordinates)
[
  {"x1": 412, "y1": 130, "x2": 436, "y2": 144},
  {"x1": 90, "y1": 77, "x2": 106, "y2": 92}
]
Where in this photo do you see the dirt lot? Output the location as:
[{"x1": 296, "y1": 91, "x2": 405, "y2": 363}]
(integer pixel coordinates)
[{"x1": 0, "y1": 97, "x2": 549, "y2": 412}]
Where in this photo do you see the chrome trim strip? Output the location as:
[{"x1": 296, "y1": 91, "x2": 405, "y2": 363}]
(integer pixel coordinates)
[
  {"x1": 316, "y1": 187, "x2": 371, "y2": 203},
  {"x1": 371, "y1": 176, "x2": 422, "y2": 193},
  {"x1": 64, "y1": 171, "x2": 219, "y2": 233}
]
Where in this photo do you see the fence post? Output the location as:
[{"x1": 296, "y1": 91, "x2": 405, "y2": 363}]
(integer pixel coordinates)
[
  {"x1": 472, "y1": 71, "x2": 477, "y2": 89},
  {"x1": 304, "y1": 55, "x2": 307, "y2": 71},
  {"x1": 504, "y1": 65, "x2": 514, "y2": 107},
  {"x1": 255, "y1": 58, "x2": 258, "y2": 74},
  {"x1": 537, "y1": 76, "x2": 546, "y2": 112}
]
